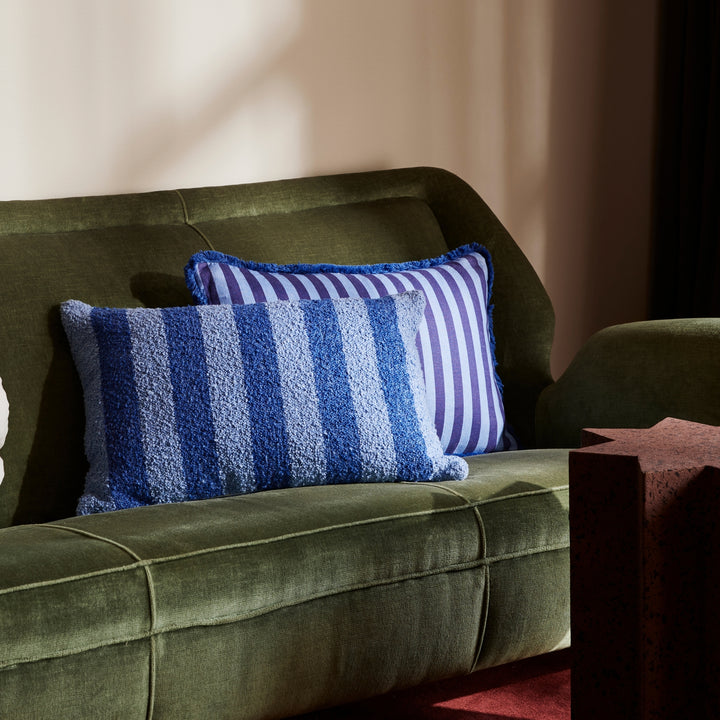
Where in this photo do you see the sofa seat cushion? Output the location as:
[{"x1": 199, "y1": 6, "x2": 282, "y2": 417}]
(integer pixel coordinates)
[
  {"x1": 0, "y1": 448, "x2": 569, "y2": 719},
  {"x1": 452, "y1": 449, "x2": 571, "y2": 669}
]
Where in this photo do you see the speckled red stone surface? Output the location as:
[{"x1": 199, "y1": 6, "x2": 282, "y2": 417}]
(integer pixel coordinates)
[{"x1": 570, "y1": 418, "x2": 720, "y2": 720}]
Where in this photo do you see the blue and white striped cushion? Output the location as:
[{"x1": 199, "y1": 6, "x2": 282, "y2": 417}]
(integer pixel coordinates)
[
  {"x1": 186, "y1": 244, "x2": 516, "y2": 456},
  {"x1": 61, "y1": 293, "x2": 468, "y2": 515}
]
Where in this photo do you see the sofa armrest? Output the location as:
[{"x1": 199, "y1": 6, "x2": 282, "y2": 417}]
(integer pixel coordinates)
[{"x1": 535, "y1": 318, "x2": 720, "y2": 448}]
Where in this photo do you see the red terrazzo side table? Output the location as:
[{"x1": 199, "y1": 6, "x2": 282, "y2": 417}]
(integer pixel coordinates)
[{"x1": 569, "y1": 417, "x2": 720, "y2": 720}]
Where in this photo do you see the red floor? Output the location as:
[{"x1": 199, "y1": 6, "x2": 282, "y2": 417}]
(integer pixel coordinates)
[{"x1": 293, "y1": 649, "x2": 571, "y2": 720}]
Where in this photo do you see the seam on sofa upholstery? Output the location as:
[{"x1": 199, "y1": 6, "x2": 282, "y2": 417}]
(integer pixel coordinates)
[
  {"x1": 473, "y1": 485, "x2": 569, "y2": 507},
  {"x1": 1, "y1": 558, "x2": 485, "y2": 670},
  {"x1": 0, "y1": 542, "x2": 568, "y2": 671},
  {"x1": 175, "y1": 179, "x2": 429, "y2": 222},
  {"x1": 53, "y1": 504, "x2": 476, "y2": 570},
  {"x1": 3, "y1": 494, "x2": 569, "y2": 600},
  {"x1": 174, "y1": 189, "x2": 216, "y2": 251},
  {"x1": 30, "y1": 523, "x2": 159, "y2": 720},
  {"x1": 417, "y1": 482, "x2": 569, "y2": 671},
  {"x1": 1, "y1": 533, "x2": 568, "y2": 600},
  {"x1": 1, "y1": 506, "x2": 469, "y2": 599},
  {"x1": 486, "y1": 542, "x2": 569, "y2": 564},
  {"x1": 0, "y1": 562, "x2": 141, "y2": 596},
  {"x1": 417, "y1": 482, "x2": 491, "y2": 673},
  {"x1": 472, "y1": 485, "x2": 569, "y2": 672}
]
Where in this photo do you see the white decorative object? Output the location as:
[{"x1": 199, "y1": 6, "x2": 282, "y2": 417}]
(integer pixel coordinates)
[{"x1": 0, "y1": 377, "x2": 7, "y2": 484}]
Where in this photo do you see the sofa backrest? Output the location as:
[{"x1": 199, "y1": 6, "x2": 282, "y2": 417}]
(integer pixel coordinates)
[{"x1": 0, "y1": 167, "x2": 554, "y2": 526}]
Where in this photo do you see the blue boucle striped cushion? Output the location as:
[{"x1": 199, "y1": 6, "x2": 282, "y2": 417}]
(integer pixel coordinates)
[
  {"x1": 61, "y1": 292, "x2": 468, "y2": 515},
  {"x1": 185, "y1": 244, "x2": 516, "y2": 456}
]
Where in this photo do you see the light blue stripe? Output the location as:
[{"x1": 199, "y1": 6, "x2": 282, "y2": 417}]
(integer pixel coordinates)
[
  {"x1": 332, "y1": 297, "x2": 397, "y2": 481},
  {"x1": 399, "y1": 270, "x2": 453, "y2": 448},
  {"x1": 393, "y1": 292, "x2": 434, "y2": 446},
  {"x1": 209, "y1": 264, "x2": 233, "y2": 303},
  {"x1": 127, "y1": 309, "x2": 187, "y2": 503},
  {"x1": 266, "y1": 300, "x2": 327, "y2": 485},
  {"x1": 197, "y1": 306, "x2": 256, "y2": 494}
]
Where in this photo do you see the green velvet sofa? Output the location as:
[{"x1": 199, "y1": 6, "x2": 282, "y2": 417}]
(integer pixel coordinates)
[{"x1": 1, "y1": 167, "x2": 718, "y2": 719}]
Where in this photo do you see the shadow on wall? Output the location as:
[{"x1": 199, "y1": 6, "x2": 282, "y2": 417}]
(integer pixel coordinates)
[
  {"x1": 0, "y1": 0, "x2": 311, "y2": 198},
  {"x1": 459, "y1": 0, "x2": 657, "y2": 377},
  {"x1": 1, "y1": 0, "x2": 512, "y2": 197},
  {"x1": 543, "y1": 0, "x2": 657, "y2": 377},
  {"x1": 39, "y1": 0, "x2": 485, "y2": 197},
  {"x1": 1, "y1": 0, "x2": 658, "y2": 379},
  {"x1": 108, "y1": 0, "x2": 309, "y2": 191}
]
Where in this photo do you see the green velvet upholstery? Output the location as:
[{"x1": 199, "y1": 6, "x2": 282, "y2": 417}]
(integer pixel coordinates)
[
  {"x1": 536, "y1": 318, "x2": 720, "y2": 448},
  {"x1": 0, "y1": 168, "x2": 553, "y2": 527},
  {"x1": 0, "y1": 450, "x2": 569, "y2": 719},
  {"x1": 0, "y1": 167, "x2": 712, "y2": 718}
]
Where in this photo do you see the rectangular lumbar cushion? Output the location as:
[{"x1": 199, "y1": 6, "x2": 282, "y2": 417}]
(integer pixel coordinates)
[
  {"x1": 61, "y1": 292, "x2": 467, "y2": 514},
  {"x1": 185, "y1": 243, "x2": 514, "y2": 456}
]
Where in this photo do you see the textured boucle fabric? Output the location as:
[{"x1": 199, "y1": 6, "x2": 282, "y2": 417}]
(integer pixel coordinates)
[
  {"x1": 61, "y1": 292, "x2": 467, "y2": 514},
  {"x1": 185, "y1": 243, "x2": 515, "y2": 456}
]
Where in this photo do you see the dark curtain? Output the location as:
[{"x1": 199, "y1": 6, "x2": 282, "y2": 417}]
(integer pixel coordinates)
[{"x1": 651, "y1": 0, "x2": 720, "y2": 319}]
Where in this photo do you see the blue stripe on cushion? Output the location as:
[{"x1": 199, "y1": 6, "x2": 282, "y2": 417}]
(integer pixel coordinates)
[
  {"x1": 363, "y1": 295, "x2": 434, "y2": 482},
  {"x1": 194, "y1": 263, "x2": 216, "y2": 303},
  {"x1": 161, "y1": 307, "x2": 222, "y2": 500},
  {"x1": 243, "y1": 268, "x2": 268, "y2": 303},
  {"x1": 325, "y1": 273, "x2": 353, "y2": 297},
  {"x1": 285, "y1": 273, "x2": 313, "y2": 300},
  {"x1": 306, "y1": 273, "x2": 332, "y2": 299},
  {"x1": 300, "y1": 298, "x2": 363, "y2": 482},
  {"x1": 262, "y1": 271, "x2": 291, "y2": 301},
  {"x1": 90, "y1": 307, "x2": 151, "y2": 509},
  {"x1": 215, "y1": 264, "x2": 235, "y2": 303},
  {"x1": 345, "y1": 273, "x2": 375, "y2": 297},
  {"x1": 232, "y1": 303, "x2": 291, "y2": 490}
]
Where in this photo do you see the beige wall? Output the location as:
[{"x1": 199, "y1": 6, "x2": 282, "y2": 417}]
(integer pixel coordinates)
[{"x1": 0, "y1": 0, "x2": 657, "y2": 376}]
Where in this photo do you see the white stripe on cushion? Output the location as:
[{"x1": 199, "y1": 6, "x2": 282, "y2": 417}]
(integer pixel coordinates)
[
  {"x1": 127, "y1": 309, "x2": 187, "y2": 503},
  {"x1": 266, "y1": 299, "x2": 327, "y2": 486},
  {"x1": 333, "y1": 295, "x2": 397, "y2": 481},
  {"x1": 197, "y1": 305, "x2": 256, "y2": 495}
]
